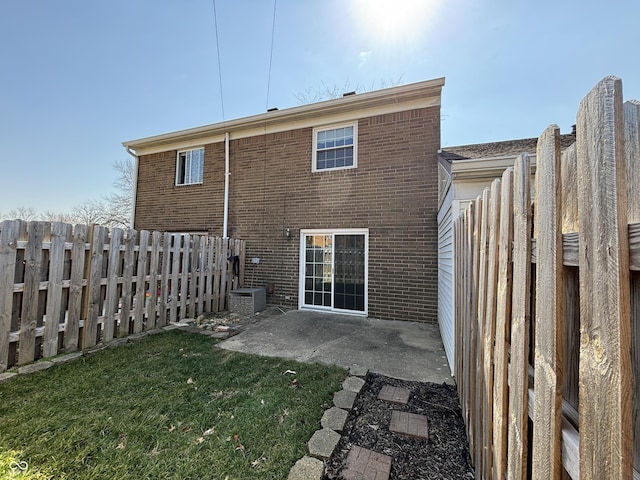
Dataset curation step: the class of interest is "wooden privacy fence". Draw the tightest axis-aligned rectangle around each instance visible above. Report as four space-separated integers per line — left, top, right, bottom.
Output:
454 76 640 479
0 221 245 371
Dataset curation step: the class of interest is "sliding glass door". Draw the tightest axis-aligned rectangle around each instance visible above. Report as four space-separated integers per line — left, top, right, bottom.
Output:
300 229 368 314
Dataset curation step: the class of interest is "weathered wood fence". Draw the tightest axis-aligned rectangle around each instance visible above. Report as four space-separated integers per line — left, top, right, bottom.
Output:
0 221 245 371
454 76 639 479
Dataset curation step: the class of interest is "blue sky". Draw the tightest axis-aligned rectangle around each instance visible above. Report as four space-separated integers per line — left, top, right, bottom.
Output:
1 0 639 214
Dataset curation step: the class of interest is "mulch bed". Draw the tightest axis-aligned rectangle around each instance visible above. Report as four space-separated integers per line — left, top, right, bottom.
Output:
324 373 475 479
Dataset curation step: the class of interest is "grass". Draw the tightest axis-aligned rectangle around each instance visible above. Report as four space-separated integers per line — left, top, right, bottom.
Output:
0 330 346 479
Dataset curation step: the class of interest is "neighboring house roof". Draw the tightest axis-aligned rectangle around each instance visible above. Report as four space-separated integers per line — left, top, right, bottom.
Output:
440 134 576 161
123 77 445 156
439 133 576 181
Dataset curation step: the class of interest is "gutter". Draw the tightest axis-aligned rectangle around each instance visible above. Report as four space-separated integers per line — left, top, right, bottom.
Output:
125 146 139 229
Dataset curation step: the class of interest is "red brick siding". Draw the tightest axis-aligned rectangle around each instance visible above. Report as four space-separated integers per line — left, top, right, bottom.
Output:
134 105 440 322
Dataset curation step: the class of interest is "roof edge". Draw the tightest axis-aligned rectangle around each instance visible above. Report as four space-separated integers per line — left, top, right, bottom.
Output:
123 77 445 151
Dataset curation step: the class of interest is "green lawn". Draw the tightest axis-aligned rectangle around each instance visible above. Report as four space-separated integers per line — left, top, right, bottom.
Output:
0 330 346 479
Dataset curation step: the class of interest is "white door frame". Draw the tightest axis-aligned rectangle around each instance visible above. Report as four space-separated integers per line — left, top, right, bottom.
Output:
298 228 369 315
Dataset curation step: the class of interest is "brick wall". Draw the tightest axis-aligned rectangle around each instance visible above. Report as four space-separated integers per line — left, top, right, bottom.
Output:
135 105 440 322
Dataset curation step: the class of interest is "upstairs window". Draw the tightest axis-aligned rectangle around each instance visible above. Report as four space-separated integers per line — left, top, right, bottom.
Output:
312 123 357 172
176 147 204 185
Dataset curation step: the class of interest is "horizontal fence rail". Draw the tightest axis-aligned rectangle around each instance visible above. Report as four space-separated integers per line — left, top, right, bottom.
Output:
0 222 245 371
454 76 639 479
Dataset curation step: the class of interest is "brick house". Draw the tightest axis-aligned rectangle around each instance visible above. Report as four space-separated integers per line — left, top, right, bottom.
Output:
123 77 444 322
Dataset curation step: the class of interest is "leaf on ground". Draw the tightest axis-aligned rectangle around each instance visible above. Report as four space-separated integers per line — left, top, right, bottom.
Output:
283 369 296 375
196 437 205 444
186 377 194 384
278 415 284 424
203 427 215 436
168 425 175 432
290 378 298 388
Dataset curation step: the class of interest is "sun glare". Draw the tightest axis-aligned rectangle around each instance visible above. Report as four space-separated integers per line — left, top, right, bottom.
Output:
353 0 436 44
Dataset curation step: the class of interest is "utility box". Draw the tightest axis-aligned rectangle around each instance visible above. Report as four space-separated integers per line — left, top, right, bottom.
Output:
229 287 266 315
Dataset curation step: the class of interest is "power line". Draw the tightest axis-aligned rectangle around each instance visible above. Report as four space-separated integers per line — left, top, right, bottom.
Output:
265 0 277 110
212 0 225 122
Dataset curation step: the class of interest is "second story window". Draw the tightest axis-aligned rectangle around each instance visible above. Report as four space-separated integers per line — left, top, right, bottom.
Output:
176 147 204 185
312 123 357 172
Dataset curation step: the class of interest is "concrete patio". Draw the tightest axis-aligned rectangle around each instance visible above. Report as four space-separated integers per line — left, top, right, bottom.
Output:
217 309 453 384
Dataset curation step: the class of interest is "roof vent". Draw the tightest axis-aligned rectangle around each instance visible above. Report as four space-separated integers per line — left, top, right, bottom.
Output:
342 91 356 97
267 107 278 112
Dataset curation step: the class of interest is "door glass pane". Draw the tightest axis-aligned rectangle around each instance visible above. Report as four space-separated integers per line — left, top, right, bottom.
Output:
334 234 365 311
304 234 332 307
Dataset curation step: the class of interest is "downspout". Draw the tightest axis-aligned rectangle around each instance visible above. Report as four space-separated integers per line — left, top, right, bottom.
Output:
125 146 139 229
223 132 230 238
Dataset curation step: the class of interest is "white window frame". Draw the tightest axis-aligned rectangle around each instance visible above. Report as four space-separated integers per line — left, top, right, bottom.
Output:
298 228 369 316
176 147 205 186
311 122 358 173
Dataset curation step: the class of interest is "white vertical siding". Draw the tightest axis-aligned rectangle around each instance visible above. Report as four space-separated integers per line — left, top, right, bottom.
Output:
437 195 455 374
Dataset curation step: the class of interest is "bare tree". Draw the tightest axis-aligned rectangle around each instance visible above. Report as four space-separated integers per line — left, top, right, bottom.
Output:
294 76 405 105
1 206 37 222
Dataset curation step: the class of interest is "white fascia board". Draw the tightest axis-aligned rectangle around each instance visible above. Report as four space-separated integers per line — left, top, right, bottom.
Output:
123 77 445 156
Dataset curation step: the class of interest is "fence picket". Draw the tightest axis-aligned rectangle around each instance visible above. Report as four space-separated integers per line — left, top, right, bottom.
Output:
624 100 640 473
506 153 532 480
189 235 199 317
134 230 149 333
19 222 48 364
179 234 191 320
464 203 475 440
160 232 171 327
83 225 107 348
625 100 640 224
492 168 514 480
104 228 123 342
482 179 501 478
170 234 180 323
119 229 137 336
532 125 565 480
66 224 87 351
476 188 490 476
43 222 71 357
0 221 23 371
198 236 206 315
147 231 162 329
577 76 633 479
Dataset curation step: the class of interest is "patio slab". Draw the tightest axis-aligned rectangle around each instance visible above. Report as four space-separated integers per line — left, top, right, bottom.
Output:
217 310 452 384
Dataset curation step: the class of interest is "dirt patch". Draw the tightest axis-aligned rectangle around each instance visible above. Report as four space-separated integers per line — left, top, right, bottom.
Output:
324 373 475 480
196 305 287 330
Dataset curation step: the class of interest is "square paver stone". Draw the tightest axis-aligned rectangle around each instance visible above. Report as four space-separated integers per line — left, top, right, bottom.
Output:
389 411 428 440
342 445 392 480
378 385 411 405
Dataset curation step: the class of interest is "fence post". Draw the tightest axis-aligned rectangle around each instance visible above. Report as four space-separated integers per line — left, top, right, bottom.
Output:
577 76 632 479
